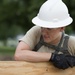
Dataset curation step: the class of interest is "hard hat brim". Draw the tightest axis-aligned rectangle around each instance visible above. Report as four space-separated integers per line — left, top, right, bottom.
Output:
32 16 73 28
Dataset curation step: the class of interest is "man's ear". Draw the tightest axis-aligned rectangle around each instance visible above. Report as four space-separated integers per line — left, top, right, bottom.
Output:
60 27 65 32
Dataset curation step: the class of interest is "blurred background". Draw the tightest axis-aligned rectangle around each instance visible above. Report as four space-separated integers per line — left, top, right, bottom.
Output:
0 0 75 61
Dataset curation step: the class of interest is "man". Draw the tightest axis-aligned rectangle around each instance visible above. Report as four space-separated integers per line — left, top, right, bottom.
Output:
14 0 75 69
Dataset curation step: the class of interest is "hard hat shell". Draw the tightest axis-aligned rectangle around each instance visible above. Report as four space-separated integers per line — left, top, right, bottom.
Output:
32 0 73 28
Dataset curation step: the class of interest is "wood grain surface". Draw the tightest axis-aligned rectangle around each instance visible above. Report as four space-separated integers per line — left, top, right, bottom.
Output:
0 61 75 75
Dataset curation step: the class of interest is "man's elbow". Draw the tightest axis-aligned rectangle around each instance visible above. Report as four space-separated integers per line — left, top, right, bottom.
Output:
14 54 21 61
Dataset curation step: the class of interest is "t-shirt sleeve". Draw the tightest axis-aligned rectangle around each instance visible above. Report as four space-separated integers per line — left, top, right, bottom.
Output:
68 36 75 55
19 26 41 50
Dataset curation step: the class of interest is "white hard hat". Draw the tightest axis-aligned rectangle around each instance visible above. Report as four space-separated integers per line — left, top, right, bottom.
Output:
32 0 73 28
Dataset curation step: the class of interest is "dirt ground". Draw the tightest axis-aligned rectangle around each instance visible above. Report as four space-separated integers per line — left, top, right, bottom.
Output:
0 55 14 61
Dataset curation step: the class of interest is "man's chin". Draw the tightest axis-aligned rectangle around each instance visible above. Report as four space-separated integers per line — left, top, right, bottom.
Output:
44 40 51 44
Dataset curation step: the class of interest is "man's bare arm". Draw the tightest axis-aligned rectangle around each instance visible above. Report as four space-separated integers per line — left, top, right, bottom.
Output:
14 41 51 62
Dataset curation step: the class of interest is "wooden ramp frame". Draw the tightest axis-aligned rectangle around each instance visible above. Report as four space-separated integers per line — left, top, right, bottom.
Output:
0 61 75 75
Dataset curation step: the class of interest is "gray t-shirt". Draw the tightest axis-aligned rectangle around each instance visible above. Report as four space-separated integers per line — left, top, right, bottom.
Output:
20 26 75 55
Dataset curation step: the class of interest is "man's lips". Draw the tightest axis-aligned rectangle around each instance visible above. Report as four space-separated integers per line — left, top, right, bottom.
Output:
43 35 49 39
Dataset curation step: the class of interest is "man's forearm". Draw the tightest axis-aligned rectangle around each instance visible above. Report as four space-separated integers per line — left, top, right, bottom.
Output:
14 50 51 62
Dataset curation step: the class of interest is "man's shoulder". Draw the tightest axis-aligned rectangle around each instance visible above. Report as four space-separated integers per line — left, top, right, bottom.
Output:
31 26 41 31
68 35 75 44
64 33 75 41
69 35 75 40
28 26 41 35
26 26 41 38
68 35 75 55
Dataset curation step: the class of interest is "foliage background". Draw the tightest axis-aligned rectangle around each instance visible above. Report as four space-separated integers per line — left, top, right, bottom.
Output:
0 0 75 60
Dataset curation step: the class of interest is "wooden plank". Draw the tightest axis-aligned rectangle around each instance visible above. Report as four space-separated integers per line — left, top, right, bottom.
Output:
0 61 74 75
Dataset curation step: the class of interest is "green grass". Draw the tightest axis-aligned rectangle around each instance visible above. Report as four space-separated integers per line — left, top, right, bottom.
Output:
0 46 16 55
0 46 16 60
0 46 15 51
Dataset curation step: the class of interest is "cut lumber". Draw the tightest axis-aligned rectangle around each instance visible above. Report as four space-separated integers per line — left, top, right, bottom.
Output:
0 61 74 75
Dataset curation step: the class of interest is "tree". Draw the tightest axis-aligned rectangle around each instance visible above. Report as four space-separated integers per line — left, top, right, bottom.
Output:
0 0 75 42
63 0 75 33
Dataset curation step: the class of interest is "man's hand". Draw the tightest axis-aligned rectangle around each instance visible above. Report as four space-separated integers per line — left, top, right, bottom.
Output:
50 53 70 69
66 55 75 67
